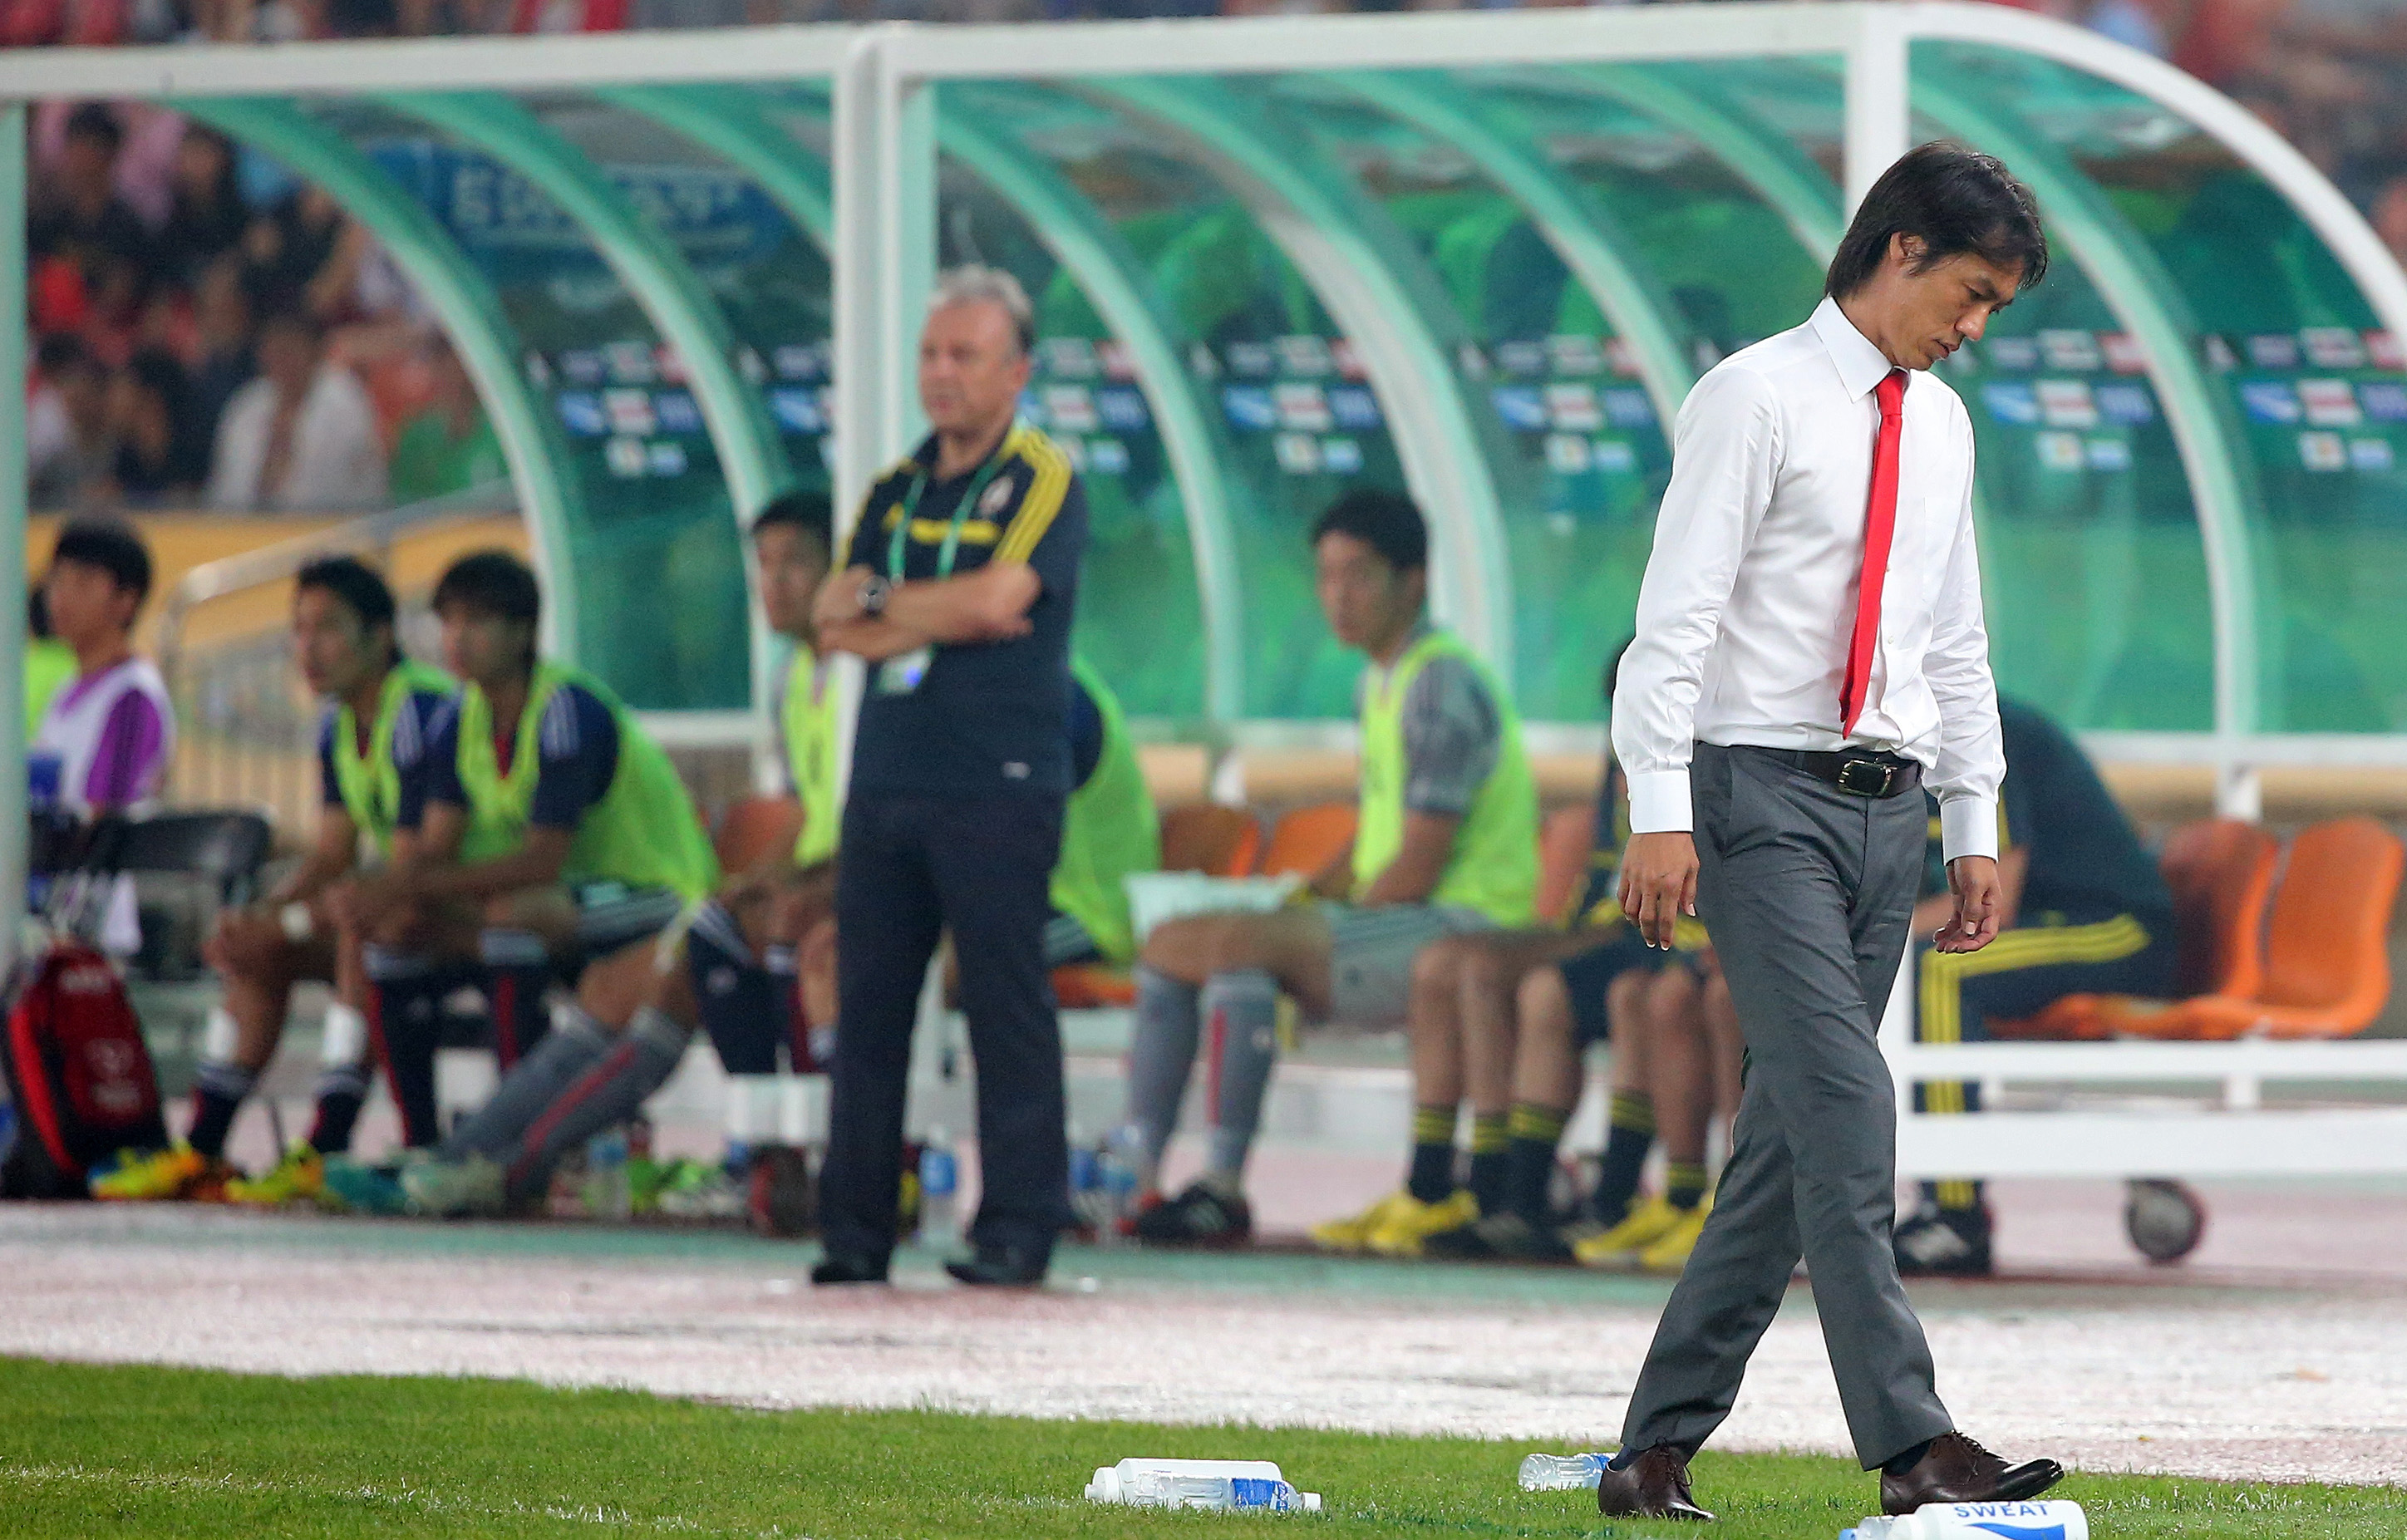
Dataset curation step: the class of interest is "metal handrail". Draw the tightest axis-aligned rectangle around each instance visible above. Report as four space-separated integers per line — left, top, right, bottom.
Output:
153 480 516 686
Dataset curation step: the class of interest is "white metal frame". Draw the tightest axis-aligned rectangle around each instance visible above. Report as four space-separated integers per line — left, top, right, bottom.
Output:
1878 952 2407 1178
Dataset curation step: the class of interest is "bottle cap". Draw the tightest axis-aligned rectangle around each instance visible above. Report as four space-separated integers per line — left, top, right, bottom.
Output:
1301 1492 1322 1512
1085 1467 1115 1503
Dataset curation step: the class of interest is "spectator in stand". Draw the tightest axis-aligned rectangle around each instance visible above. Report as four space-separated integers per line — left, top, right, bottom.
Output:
389 337 507 504
2372 170 2407 265
157 125 251 291
29 336 111 510
207 310 387 511
107 349 208 506
27 106 150 309
239 185 346 322
190 254 257 451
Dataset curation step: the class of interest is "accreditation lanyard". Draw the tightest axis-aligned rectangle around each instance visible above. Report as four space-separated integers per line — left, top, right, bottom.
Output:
887 451 1011 582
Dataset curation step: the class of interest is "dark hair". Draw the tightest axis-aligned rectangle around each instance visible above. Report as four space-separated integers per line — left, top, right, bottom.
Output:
1824 142 2048 301
751 490 834 556
431 549 540 629
297 555 400 664
122 348 191 414
28 588 52 641
1602 636 1635 707
1310 488 1426 574
37 333 96 381
51 518 153 606
63 104 122 155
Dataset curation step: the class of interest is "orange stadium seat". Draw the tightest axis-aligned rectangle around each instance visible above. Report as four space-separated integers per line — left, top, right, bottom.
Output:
1055 804 1263 1010
1534 804 1597 926
1258 802 1357 879
2035 817 2402 1042
1157 804 1262 877
713 795 803 878
2005 818 2280 1041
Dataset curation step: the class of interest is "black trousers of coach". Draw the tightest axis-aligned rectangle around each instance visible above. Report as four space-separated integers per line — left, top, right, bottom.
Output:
820 790 1075 1264
1617 743 1954 1470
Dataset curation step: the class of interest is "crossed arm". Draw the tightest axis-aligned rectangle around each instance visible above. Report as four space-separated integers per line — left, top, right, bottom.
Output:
812 562 1041 662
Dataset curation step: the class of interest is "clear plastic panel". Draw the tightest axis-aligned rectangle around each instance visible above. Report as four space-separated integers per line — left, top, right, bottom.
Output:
1927 42 2407 733
973 80 1410 719
939 81 1206 721
1272 72 1642 721
303 94 775 710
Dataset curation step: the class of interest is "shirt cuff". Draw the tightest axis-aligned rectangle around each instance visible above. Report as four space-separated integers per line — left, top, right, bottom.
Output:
1940 795 2000 865
1626 769 1693 834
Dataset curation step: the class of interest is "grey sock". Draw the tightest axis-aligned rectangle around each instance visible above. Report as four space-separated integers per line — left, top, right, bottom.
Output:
504 1006 692 1201
441 1007 611 1160
1125 965 1201 1186
1203 968 1280 1179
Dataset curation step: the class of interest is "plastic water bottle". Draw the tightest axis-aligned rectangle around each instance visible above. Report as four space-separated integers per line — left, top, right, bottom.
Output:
1066 1127 1102 1229
1097 1124 1142 1240
1518 1452 1609 1491
918 1129 958 1247
584 1127 632 1222
1085 1459 1322 1512
1842 1500 2089 1540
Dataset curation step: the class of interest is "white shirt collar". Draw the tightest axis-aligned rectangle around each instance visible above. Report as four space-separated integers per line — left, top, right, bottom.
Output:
1809 296 1898 401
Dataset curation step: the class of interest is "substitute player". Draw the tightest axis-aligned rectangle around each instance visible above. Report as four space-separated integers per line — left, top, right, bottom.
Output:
332 551 716 1149
96 558 450 1203
1124 489 1538 1247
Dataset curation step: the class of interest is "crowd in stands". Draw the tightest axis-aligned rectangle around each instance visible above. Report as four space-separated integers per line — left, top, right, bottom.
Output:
24 102 502 514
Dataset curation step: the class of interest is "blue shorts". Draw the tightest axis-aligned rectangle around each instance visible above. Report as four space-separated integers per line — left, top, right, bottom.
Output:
1558 929 1660 1048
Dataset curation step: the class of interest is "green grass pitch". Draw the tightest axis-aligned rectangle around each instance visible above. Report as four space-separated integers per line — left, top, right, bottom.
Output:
0 1356 2395 1538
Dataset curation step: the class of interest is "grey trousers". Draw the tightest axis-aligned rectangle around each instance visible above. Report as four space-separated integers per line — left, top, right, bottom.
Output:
1618 743 1953 1470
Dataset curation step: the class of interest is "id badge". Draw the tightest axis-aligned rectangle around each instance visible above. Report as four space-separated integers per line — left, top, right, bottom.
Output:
876 646 934 696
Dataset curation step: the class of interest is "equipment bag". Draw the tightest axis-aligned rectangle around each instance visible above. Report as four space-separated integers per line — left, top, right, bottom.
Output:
0 941 166 1198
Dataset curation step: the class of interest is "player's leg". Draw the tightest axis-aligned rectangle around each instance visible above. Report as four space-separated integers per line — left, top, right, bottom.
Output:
406 931 701 1216
1312 931 1473 1254
1577 942 1666 1250
1632 961 1715 1273
1128 905 1333 1247
360 898 478 1150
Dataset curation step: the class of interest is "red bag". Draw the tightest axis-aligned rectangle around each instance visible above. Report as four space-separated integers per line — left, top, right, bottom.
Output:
1 941 166 1198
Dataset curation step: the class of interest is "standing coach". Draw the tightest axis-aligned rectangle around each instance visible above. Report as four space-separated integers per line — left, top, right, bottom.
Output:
810 266 1085 1289
1597 145 2068 1521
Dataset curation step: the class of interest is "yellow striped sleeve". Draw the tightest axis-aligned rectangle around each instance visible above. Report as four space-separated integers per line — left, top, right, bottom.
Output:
995 429 1072 564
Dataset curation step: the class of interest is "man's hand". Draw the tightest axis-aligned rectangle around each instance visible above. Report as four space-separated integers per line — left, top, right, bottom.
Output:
1618 831 1699 950
813 566 874 630
327 869 411 934
1934 854 2002 953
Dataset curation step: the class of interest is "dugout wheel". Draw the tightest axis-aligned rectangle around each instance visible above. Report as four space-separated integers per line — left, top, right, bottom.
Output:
2124 1178 2207 1264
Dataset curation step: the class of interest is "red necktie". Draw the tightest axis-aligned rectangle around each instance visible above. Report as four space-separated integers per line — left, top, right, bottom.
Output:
1840 368 1907 736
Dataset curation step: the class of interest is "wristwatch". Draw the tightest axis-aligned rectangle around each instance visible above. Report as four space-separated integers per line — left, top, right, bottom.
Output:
859 573 892 618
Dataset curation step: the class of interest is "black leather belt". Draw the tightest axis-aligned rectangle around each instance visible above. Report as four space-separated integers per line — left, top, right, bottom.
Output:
1757 746 1922 799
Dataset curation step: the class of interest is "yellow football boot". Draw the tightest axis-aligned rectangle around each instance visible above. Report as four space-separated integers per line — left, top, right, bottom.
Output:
1636 1198 1713 1274
90 1143 233 1202
1311 1189 1415 1254
225 1144 325 1206
1573 1195 1689 1269
1366 1188 1479 1258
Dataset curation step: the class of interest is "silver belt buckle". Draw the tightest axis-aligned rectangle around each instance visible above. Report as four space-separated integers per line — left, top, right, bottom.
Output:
1835 757 1895 797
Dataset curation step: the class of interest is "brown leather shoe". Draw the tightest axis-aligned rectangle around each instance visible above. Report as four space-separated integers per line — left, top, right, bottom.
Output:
1880 1430 2065 1516
1596 1444 1715 1522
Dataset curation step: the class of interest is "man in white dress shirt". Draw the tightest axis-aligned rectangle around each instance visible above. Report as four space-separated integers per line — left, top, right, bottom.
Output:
1596 145 2067 1523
